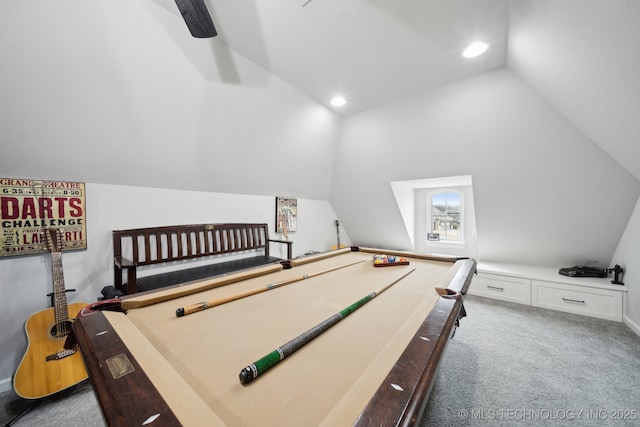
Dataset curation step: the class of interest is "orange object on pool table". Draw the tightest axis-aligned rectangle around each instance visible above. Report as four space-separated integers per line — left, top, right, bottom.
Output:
71 246 475 426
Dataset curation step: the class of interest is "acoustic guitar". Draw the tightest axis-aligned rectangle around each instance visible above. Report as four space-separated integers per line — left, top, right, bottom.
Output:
13 228 88 399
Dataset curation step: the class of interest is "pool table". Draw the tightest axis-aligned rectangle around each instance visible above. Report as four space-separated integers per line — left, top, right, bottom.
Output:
71 247 476 426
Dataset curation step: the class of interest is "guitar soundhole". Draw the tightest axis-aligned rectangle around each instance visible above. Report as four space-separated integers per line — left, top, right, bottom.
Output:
50 320 73 339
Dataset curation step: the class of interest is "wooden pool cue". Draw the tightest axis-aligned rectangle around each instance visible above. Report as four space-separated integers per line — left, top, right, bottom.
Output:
175 260 366 317
239 267 416 385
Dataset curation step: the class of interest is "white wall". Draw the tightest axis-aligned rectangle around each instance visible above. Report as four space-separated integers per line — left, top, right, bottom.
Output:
0 0 348 393
611 196 640 333
0 0 342 200
507 0 640 183
331 68 640 267
0 183 348 391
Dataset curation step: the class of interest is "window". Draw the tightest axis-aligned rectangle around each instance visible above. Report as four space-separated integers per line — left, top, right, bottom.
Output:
390 175 476 257
427 190 462 243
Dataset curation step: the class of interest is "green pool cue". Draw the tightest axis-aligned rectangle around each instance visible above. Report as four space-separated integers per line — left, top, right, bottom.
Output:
176 260 366 317
239 267 416 385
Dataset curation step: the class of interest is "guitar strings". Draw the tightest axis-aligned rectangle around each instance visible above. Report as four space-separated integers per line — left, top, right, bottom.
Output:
52 233 71 352
32 182 63 352
34 180 71 354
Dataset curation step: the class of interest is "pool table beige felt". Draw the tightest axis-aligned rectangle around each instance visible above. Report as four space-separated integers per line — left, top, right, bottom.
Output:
72 247 475 426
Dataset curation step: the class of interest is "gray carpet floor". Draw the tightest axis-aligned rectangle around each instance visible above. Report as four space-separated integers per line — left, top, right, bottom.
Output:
2 295 639 426
422 295 640 426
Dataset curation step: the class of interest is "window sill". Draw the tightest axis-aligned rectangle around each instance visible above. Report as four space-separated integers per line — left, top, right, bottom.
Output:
424 240 466 249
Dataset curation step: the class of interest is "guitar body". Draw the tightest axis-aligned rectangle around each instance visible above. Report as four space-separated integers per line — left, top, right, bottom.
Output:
13 302 89 399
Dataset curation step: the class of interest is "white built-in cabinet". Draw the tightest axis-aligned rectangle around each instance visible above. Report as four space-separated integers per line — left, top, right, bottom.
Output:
470 263 627 322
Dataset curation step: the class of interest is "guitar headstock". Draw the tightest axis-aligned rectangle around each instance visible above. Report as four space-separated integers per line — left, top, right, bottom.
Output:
45 228 63 254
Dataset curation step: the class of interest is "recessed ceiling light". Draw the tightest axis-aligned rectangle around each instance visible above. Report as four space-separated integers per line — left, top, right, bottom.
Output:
462 42 488 58
330 96 346 107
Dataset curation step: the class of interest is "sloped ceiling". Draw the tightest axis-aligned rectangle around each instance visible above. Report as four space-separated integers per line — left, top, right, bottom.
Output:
1 0 637 188
203 0 508 116
199 0 638 181
507 0 640 182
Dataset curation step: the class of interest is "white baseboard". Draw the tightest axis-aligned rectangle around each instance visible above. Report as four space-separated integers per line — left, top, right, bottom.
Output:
624 314 640 337
0 376 13 394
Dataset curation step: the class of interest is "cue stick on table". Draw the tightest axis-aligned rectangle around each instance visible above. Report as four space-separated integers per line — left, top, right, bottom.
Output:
239 267 416 385
175 260 366 317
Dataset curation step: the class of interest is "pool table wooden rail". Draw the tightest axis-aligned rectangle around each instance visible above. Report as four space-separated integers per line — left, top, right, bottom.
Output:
355 259 474 426
72 248 476 426
72 307 183 425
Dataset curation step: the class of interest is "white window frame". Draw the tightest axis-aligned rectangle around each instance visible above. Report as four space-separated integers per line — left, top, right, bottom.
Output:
426 189 464 245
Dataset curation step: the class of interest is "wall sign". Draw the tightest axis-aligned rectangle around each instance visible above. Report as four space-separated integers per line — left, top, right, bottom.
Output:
1 178 87 257
275 197 297 234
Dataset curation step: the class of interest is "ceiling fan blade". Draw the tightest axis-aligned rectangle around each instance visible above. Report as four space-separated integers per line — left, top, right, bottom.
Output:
174 0 217 38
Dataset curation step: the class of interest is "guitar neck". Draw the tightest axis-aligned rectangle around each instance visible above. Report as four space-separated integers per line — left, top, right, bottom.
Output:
47 229 70 324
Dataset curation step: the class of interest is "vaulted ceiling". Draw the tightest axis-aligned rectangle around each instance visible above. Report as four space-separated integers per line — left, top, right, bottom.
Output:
168 0 639 182
166 0 508 116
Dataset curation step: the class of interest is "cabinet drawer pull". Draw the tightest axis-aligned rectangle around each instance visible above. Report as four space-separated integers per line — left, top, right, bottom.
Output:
486 285 504 291
562 297 585 304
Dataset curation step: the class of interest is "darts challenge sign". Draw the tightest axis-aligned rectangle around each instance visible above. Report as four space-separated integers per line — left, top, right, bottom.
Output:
1 178 87 257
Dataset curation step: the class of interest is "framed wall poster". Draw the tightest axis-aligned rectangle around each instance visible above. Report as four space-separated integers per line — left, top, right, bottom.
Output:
275 197 297 233
1 178 87 257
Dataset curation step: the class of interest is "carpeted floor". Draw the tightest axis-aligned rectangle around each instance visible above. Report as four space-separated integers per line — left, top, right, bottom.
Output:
2 295 639 426
422 295 640 426
1 380 103 427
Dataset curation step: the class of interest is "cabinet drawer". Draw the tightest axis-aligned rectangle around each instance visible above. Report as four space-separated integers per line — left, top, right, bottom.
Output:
531 280 622 321
470 273 531 305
